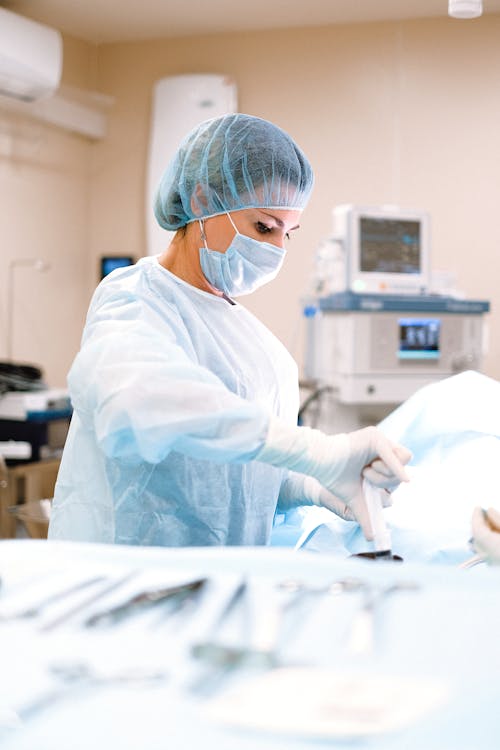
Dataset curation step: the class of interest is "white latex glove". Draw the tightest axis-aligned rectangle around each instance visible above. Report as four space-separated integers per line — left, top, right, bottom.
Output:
303 475 357 521
257 418 411 539
278 472 356 521
471 506 500 565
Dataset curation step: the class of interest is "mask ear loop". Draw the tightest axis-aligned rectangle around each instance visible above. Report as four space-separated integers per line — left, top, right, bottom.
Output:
199 219 207 247
226 212 239 235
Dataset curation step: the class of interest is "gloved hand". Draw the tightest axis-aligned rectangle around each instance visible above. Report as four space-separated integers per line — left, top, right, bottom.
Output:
278 471 357 521
303 476 357 521
471 506 500 565
278 472 393 525
257 418 412 539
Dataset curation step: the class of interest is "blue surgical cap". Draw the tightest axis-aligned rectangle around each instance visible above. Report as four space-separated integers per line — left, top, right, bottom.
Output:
154 113 314 230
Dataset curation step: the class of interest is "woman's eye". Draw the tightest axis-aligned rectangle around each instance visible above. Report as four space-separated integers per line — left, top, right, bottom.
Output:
285 232 291 241
256 222 271 234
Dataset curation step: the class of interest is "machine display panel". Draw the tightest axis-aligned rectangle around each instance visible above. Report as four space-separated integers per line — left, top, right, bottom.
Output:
398 318 440 360
360 218 421 275
100 256 134 279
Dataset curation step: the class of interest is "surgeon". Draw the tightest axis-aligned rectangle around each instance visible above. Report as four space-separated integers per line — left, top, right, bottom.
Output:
48 113 411 547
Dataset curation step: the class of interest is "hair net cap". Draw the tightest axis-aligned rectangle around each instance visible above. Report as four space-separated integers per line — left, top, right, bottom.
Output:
154 113 314 230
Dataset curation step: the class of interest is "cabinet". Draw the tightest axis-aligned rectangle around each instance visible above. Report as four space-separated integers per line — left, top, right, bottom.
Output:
0 458 59 538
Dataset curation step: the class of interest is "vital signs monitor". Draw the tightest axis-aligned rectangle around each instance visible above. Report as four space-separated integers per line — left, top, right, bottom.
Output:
333 204 430 295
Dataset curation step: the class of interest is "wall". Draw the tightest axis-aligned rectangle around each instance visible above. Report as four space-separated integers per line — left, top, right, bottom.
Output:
93 15 500 381
0 35 98 386
2 15 500 388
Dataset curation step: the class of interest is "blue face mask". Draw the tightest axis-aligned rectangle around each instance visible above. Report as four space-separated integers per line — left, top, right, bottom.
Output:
198 214 286 297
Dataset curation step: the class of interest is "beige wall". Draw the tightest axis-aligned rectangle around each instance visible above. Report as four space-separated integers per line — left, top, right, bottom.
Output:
2 15 500 387
93 15 500 381
0 35 98 386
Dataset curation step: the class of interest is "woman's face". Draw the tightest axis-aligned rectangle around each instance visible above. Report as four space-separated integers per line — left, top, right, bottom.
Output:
202 207 302 253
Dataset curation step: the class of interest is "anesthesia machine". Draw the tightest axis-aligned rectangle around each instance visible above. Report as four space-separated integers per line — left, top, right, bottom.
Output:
302 205 490 432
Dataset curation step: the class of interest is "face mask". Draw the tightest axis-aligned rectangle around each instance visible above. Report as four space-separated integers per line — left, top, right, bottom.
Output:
198 214 286 297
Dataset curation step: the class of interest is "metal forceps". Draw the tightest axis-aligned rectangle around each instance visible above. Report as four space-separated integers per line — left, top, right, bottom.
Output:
83 576 207 627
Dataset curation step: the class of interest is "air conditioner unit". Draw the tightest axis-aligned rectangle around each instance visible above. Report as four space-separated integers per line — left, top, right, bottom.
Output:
0 8 62 102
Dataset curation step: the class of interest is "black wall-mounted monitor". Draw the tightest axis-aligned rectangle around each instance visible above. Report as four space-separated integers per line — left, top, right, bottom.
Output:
100 256 135 279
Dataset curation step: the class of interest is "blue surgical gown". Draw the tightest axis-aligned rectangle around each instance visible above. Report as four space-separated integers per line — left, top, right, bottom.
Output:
48 256 299 546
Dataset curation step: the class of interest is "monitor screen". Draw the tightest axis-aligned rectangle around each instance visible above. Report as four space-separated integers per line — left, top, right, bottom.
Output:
398 318 440 360
100 256 134 279
360 217 421 275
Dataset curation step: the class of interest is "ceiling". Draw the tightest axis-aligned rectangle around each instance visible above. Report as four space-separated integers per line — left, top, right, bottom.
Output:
2 0 500 44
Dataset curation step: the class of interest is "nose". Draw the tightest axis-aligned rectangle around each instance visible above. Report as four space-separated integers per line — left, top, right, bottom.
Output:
270 237 286 250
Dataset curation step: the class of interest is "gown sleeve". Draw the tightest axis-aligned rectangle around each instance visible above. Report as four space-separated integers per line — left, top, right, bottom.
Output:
68 284 271 465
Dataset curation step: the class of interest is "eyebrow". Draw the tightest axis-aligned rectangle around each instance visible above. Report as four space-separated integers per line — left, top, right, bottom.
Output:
259 210 300 231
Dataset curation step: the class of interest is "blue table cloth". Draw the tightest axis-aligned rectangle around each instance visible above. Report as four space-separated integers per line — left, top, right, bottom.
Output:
0 539 499 750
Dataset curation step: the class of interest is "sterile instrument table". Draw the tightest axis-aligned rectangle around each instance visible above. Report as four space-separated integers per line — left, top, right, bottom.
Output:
0 539 499 749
